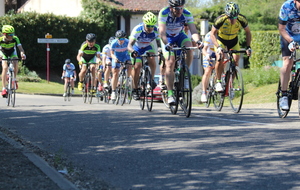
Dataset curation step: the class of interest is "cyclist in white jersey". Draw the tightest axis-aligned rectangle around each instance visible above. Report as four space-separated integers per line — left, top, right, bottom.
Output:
201 32 216 103
102 37 115 88
128 12 161 100
158 0 202 104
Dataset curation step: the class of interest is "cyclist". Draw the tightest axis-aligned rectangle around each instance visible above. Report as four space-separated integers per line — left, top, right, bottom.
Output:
0 25 26 97
128 11 161 100
278 0 300 110
77 33 101 93
210 2 252 92
102 36 115 89
61 59 76 96
158 0 202 104
201 31 216 103
110 30 132 101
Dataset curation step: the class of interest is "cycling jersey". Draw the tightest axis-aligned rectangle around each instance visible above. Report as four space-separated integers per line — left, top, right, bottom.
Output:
158 7 194 38
203 32 215 56
102 43 113 64
129 23 160 48
213 14 248 41
78 41 101 63
110 39 130 68
0 35 22 57
279 0 300 42
63 63 76 78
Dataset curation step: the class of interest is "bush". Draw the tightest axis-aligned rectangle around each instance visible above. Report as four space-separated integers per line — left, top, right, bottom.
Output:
242 66 280 87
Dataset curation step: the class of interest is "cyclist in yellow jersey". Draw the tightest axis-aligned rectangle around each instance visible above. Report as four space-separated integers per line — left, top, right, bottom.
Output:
77 33 101 92
210 2 252 92
0 25 26 97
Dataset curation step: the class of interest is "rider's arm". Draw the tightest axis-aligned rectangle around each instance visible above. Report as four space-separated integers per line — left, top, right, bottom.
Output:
158 22 168 45
156 39 161 49
110 49 118 62
278 23 293 44
17 45 26 59
127 38 136 53
244 26 252 48
76 51 83 62
188 23 201 43
210 26 220 48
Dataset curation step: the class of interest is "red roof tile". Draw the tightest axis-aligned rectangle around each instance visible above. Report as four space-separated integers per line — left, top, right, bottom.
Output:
106 0 169 13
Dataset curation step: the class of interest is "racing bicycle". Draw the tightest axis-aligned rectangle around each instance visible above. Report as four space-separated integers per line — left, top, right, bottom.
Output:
82 64 95 104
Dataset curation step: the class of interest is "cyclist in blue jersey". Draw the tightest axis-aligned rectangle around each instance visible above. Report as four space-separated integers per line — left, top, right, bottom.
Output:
278 0 300 110
110 30 132 101
158 0 202 104
128 12 161 100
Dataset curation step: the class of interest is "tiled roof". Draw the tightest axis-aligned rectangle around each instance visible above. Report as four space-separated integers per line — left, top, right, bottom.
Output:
106 0 169 13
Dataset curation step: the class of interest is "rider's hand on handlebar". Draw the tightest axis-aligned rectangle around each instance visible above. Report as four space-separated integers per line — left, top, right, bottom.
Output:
246 46 252 56
157 47 162 53
131 51 138 58
217 46 224 54
288 41 296 52
21 53 26 60
196 40 203 49
165 43 172 51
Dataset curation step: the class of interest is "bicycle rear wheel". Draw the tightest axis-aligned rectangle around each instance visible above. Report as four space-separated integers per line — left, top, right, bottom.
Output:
213 72 225 111
139 73 145 110
119 72 127 106
179 65 192 117
170 82 179 115
126 77 132 104
276 79 291 118
145 69 153 112
67 83 71 101
228 66 244 113
205 73 214 108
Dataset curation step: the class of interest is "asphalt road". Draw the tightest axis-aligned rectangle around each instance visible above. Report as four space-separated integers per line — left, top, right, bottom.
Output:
1 94 300 190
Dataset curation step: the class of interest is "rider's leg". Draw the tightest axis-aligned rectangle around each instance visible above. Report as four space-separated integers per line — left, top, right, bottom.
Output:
1 61 8 91
132 62 142 89
165 56 175 93
183 40 194 68
79 65 87 82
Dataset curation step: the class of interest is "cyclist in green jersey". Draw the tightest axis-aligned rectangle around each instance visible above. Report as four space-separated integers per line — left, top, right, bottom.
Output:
0 25 26 97
77 33 101 92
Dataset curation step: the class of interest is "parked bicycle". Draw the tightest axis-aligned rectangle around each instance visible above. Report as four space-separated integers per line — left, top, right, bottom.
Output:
3 58 21 107
134 52 162 112
210 49 246 113
82 64 95 104
162 46 199 118
63 76 75 101
276 44 300 118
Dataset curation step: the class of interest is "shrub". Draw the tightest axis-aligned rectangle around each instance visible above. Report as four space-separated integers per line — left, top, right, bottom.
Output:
242 66 280 87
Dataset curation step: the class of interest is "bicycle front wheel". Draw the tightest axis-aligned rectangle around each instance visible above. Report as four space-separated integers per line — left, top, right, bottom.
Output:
161 87 170 108
179 65 192 118
170 82 179 115
139 73 146 110
205 71 215 108
126 77 133 104
67 83 71 101
213 72 225 111
276 79 291 118
119 72 127 106
228 66 244 113
145 69 153 112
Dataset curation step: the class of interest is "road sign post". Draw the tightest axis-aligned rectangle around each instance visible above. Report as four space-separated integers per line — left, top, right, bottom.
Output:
37 34 69 82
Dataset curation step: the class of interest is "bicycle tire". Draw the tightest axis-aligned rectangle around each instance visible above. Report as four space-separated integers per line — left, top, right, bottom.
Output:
139 72 145 110
213 71 225 111
67 83 72 101
228 66 244 113
120 71 127 106
205 71 215 108
126 77 132 104
145 69 153 112
170 81 179 115
161 87 170 108
276 79 292 118
179 65 192 117
6 72 13 106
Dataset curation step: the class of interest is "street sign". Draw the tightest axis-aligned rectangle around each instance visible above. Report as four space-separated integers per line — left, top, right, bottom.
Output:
37 38 69 43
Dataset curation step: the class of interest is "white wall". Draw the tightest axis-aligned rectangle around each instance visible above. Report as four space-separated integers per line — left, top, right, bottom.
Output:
0 0 5 16
19 0 83 17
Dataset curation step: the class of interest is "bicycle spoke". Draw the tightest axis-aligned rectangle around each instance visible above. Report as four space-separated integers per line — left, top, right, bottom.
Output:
228 67 244 113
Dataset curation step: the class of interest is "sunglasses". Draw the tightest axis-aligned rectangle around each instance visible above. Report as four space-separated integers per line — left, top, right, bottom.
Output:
173 7 183 11
118 38 125 40
230 16 238 20
6 33 14 36
146 25 155 28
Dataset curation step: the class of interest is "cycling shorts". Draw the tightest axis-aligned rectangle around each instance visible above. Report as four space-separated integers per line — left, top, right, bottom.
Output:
112 54 131 69
280 36 293 57
214 36 239 52
203 52 216 68
80 56 97 66
63 72 75 78
0 50 18 60
162 32 191 57
130 44 155 64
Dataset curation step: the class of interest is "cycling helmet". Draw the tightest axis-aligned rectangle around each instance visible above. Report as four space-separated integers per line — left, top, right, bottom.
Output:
108 36 115 44
65 59 71 64
143 12 157 25
225 2 240 18
2 25 15 34
86 33 96 42
169 0 185 7
115 30 126 38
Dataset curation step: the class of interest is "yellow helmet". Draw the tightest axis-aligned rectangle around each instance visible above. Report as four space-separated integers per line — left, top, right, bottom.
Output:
2 25 15 33
143 12 157 26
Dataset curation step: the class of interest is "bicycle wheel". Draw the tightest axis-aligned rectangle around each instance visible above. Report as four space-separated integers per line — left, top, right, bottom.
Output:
205 72 215 108
86 76 93 104
213 72 225 111
228 66 244 113
145 69 153 112
11 89 16 107
170 82 179 115
67 83 71 101
139 73 145 110
161 87 170 108
119 71 127 106
179 65 192 117
298 87 300 118
276 79 292 118
126 77 133 104
6 73 13 106
82 78 88 103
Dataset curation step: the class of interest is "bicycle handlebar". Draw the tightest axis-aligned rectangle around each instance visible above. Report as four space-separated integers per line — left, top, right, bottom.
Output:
133 52 163 65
